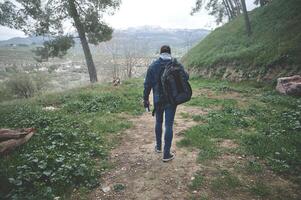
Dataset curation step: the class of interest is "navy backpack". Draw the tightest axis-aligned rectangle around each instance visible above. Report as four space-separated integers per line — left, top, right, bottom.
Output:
161 59 192 106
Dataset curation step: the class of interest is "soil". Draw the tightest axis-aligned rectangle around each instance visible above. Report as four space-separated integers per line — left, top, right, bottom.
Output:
90 105 205 200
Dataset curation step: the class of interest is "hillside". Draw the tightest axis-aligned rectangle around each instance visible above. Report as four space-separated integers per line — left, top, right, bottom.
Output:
183 0 301 81
0 36 48 46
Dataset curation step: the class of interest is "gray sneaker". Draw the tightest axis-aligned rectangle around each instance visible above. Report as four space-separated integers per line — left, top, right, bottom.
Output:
155 145 162 153
162 153 175 162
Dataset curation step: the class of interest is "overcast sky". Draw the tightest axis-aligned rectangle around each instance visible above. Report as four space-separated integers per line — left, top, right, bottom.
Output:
0 0 257 40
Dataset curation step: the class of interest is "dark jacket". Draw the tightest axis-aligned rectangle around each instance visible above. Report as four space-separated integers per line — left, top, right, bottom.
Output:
143 57 188 105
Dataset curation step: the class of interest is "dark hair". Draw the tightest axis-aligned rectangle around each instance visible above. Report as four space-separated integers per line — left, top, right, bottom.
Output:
160 45 171 54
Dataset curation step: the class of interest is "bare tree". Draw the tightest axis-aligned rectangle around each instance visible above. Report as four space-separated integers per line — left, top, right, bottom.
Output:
123 44 137 78
104 40 121 79
122 38 147 78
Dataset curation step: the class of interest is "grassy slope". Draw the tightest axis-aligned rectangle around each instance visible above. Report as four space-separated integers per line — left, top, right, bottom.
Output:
0 79 143 199
183 0 301 74
179 77 301 199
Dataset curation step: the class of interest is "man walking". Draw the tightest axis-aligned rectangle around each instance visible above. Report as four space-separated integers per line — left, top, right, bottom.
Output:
143 45 189 162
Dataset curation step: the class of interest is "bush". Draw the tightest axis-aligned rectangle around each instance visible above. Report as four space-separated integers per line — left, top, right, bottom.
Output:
6 73 35 98
4 73 49 100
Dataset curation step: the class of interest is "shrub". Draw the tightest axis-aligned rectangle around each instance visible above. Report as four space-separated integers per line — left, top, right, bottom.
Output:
4 73 49 100
6 73 35 98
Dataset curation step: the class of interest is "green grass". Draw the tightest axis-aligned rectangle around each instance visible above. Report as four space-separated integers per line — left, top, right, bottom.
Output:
189 76 270 95
180 112 191 119
210 170 241 193
177 125 219 161
192 115 204 122
181 78 301 181
245 160 264 174
113 183 126 192
249 181 271 198
190 196 209 200
0 79 143 199
189 171 205 190
187 96 237 108
183 0 301 78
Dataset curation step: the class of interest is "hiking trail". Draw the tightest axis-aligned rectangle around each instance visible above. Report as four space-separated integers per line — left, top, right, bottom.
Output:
90 105 207 200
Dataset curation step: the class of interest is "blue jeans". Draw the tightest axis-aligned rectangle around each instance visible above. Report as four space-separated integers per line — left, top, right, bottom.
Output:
155 104 177 157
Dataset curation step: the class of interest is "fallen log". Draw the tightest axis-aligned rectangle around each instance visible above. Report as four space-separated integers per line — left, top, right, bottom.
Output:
0 128 36 154
0 129 28 140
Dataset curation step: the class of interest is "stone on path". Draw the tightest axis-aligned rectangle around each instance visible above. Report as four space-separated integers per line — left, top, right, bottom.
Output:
102 186 111 193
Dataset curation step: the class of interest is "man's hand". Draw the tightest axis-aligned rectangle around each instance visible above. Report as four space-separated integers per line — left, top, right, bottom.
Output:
143 100 150 108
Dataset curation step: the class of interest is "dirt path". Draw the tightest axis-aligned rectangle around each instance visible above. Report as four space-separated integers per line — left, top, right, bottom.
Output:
90 105 207 200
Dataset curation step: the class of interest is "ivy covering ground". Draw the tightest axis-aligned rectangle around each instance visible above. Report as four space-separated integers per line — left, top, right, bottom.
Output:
0 79 143 200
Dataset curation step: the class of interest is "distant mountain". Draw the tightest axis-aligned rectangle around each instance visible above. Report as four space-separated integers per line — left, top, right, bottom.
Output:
0 27 210 50
0 36 51 46
114 26 210 51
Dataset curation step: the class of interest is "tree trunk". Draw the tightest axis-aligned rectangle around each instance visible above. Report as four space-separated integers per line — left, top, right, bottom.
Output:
259 0 264 7
67 0 98 83
0 129 28 139
113 54 119 78
233 0 242 14
128 65 132 78
228 0 237 17
241 0 252 36
223 0 233 20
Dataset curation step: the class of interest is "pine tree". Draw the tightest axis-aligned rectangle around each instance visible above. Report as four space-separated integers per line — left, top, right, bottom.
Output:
0 0 120 83
191 0 243 24
192 0 251 36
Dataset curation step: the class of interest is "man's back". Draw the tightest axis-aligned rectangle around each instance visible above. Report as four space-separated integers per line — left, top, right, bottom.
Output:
143 45 189 162
144 56 172 104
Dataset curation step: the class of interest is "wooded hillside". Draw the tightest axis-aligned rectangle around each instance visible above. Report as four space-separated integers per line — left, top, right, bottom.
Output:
183 0 301 81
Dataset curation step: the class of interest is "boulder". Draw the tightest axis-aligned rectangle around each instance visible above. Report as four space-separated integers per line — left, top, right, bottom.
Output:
276 75 301 96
